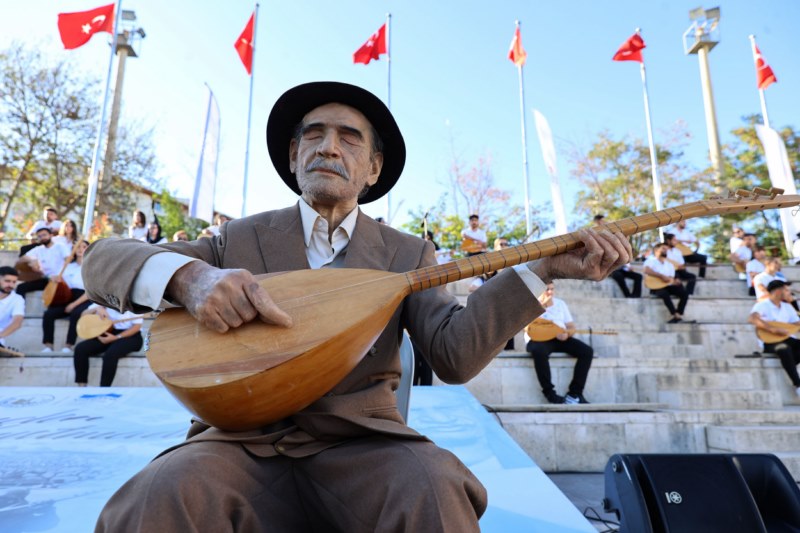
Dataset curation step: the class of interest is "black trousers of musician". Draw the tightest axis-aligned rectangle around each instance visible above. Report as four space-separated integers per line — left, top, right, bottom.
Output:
73 329 143 386
675 269 696 295
42 289 91 346
610 268 642 298
527 338 593 397
15 277 49 297
763 338 800 387
682 252 707 277
650 284 689 316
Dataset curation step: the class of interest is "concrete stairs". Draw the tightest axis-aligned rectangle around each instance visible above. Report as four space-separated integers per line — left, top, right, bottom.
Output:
449 264 800 480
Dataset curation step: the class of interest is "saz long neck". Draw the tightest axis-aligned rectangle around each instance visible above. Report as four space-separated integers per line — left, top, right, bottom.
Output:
403 205 700 294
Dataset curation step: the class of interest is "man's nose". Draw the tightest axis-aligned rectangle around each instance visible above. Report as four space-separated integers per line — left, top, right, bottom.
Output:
316 131 342 157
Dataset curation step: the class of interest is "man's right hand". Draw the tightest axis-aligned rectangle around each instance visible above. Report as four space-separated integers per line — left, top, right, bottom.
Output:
166 261 293 333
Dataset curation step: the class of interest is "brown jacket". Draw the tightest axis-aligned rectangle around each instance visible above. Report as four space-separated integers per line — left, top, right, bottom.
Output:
83 204 543 456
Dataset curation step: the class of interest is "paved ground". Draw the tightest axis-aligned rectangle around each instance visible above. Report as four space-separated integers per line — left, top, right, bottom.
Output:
547 473 619 532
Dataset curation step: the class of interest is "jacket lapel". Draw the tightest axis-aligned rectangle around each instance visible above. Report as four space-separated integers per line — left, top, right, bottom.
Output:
344 211 397 272
254 204 310 273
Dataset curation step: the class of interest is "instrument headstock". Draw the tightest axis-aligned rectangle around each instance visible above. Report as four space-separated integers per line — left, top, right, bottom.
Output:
698 188 800 216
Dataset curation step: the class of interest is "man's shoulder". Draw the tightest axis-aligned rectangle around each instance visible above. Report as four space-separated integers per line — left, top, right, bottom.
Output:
6 292 25 309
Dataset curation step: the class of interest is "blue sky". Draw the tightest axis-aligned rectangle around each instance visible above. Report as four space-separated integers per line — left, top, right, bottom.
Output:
2 1 798 230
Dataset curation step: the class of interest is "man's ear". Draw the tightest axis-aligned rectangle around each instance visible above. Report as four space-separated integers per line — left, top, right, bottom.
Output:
289 138 298 173
367 152 383 187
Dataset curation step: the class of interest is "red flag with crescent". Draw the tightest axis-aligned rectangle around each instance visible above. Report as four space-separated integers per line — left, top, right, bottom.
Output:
508 26 527 67
235 12 255 75
753 44 777 90
613 33 645 63
353 23 387 65
57 3 115 50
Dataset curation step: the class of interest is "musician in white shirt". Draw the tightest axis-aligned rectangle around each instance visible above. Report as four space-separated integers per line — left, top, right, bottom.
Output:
644 243 689 323
665 233 696 294
0 266 24 350
524 282 593 405
745 246 767 296
460 214 487 256
748 280 800 397
730 233 756 274
729 227 745 254
670 220 707 278
73 304 144 387
41 240 92 354
15 227 69 298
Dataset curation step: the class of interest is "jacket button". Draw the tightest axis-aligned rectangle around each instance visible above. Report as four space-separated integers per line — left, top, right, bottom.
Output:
368 346 378 356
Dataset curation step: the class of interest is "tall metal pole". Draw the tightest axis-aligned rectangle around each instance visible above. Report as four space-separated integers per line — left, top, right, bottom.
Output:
100 35 130 194
637 29 664 241
514 20 532 239
696 44 724 180
241 3 259 218
385 12 392 223
82 0 123 237
749 35 771 129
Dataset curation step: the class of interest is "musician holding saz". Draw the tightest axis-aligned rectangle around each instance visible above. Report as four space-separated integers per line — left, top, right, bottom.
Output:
83 82 632 532
748 280 800 398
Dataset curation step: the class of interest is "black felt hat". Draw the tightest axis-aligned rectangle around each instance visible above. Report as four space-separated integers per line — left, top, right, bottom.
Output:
266 81 405 204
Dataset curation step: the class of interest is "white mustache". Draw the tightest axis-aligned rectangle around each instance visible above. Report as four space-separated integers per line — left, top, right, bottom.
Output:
306 159 349 180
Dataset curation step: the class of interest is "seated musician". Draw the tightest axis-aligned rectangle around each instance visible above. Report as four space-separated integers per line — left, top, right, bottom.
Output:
15 227 69 298
73 304 143 387
748 280 800 398
594 215 641 298
41 240 92 354
644 242 689 323
729 226 745 255
461 214 487 256
665 232 696 295
0 267 24 351
753 257 798 311
670 219 707 278
82 81 632 532
525 282 593 404
745 246 767 296
730 232 757 277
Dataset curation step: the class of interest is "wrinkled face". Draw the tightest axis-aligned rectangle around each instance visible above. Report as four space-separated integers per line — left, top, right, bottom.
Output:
0 274 17 294
289 103 382 206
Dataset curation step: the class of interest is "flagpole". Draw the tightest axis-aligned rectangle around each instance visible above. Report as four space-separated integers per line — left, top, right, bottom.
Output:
385 12 392 223
242 3 259 218
81 0 123 237
637 28 664 242
514 20 532 240
749 35 771 129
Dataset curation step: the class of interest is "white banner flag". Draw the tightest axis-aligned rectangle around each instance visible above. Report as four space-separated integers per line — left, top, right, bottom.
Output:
190 86 221 223
755 124 799 256
532 109 568 234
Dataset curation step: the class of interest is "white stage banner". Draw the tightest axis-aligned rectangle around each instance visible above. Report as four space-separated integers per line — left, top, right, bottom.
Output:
533 109 568 234
755 124 799 256
190 86 221 223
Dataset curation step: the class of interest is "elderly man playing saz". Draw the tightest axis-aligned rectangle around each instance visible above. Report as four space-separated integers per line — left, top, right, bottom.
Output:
85 82 632 532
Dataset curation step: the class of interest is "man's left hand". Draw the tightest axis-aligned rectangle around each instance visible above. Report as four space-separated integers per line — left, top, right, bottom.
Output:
526 229 632 283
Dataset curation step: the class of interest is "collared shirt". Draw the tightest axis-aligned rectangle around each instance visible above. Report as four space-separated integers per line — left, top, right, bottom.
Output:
672 227 697 246
298 199 358 269
0 292 25 335
644 256 675 278
666 247 685 266
87 304 143 330
753 271 778 300
745 259 766 288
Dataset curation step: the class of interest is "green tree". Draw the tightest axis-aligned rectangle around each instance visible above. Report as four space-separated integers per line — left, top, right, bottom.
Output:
568 126 709 254
157 189 207 240
0 42 159 237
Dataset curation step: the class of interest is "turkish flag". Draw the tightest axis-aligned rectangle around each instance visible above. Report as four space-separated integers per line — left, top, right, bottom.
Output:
57 3 115 50
753 44 777 90
508 27 527 67
613 33 645 63
235 12 255 75
353 23 387 65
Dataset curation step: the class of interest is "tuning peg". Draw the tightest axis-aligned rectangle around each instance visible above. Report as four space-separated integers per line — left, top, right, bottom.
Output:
753 187 771 198
734 189 751 202
708 195 723 200
769 187 784 199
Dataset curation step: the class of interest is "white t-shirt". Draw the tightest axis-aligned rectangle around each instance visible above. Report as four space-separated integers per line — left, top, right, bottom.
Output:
25 243 68 277
62 262 84 290
0 292 25 341
461 227 487 245
751 299 799 339
730 236 744 254
745 259 766 288
733 245 752 263
752 271 777 300
86 304 143 331
666 247 685 266
129 226 148 240
534 297 573 331
644 256 676 278
26 220 61 239
672 227 697 246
